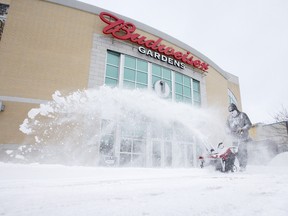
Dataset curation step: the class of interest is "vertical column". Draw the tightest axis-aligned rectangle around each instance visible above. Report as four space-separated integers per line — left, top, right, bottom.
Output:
160 140 165 167
148 62 152 91
171 71 175 102
114 123 121 166
118 54 125 89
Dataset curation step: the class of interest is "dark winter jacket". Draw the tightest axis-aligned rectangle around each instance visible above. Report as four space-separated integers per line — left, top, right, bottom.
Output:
226 112 252 141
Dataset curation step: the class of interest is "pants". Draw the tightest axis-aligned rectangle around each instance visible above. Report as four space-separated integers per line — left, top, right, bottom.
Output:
237 142 248 168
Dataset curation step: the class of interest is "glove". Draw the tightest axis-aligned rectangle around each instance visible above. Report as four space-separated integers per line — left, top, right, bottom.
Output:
237 128 243 134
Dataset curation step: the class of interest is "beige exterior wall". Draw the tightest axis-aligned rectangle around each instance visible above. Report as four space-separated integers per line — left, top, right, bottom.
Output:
0 0 96 143
0 0 241 145
0 0 95 98
205 67 229 120
0 101 35 144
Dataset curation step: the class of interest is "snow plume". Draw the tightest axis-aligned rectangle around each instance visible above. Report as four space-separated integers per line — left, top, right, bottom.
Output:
18 86 225 166
248 139 279 165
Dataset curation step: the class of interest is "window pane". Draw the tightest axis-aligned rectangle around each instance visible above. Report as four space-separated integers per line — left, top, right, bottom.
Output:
152 64 161 76
120 139 132 152
107 51 120 65
123 80 135 89
152 76 160 86
183 86 191 97
152 141 161 167
137 60 148 72
133 140 143 153
105 77 117 87
106 65 119 79
100 135 114 154
175 73 183 83
105 51 119 87
124 68 136 81
183 97 192 104
137 71 148 84
192 79 201 106
183 76 191 86
164 142 172 166
125 56 136 68
120 154 131 166
162 68 171 80
228 89 238 105
175 94 183 102
193 80 200 91
136 83 147 89
164 79 172 90
175 83 183 94
193 91 201 101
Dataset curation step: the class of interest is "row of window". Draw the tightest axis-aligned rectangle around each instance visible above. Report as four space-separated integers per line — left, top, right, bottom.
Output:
105 50 201 106
101 50 202 167
99 119 197 167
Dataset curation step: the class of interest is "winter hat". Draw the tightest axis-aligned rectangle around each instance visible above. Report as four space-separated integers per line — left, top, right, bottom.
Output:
228 103 238 112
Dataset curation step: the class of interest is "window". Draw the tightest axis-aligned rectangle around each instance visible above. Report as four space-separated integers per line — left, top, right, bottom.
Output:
151 124 173 167
102 51 203 167
228 89 238 105
152 64 172 98
105 51 120 87
99 120 115 155
123 55 148 89
152 141 161 167
119 121 147 166
174 73 201 106
104 51 201 107
193 79 201 106
175 72 192 104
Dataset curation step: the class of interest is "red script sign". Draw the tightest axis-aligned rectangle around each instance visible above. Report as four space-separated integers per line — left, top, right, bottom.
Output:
99 12 209 72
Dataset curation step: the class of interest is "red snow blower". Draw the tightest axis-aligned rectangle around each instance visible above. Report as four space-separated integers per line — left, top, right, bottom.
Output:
199 142 238 172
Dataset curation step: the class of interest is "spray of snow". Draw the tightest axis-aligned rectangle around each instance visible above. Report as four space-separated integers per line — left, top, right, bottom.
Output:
269 152 288 167
16 86 228 165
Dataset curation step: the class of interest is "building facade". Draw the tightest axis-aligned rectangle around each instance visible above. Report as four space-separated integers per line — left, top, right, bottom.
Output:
0 0 242 166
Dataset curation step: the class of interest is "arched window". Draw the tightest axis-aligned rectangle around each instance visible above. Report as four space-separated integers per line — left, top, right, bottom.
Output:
228 89 238 105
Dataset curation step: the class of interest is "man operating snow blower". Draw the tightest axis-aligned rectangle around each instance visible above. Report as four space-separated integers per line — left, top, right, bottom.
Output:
226 103 252 172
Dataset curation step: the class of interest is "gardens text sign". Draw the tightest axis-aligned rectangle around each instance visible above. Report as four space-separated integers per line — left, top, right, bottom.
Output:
99 12 209 72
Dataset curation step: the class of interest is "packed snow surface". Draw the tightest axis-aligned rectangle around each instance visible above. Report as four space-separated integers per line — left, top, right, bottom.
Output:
4 88 288 215
0 162 288 216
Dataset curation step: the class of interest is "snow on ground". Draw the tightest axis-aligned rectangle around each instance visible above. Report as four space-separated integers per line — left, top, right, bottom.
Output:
0 155 288 216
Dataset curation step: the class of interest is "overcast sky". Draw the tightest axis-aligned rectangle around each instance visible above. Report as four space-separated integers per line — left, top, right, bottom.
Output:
79 0 288 124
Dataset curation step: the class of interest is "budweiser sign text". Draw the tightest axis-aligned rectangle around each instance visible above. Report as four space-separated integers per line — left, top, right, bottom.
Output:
99 12 209 72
